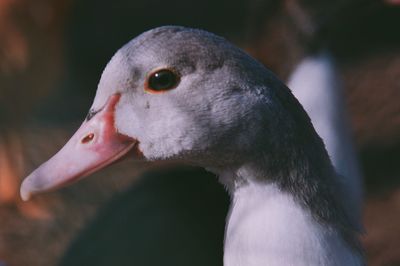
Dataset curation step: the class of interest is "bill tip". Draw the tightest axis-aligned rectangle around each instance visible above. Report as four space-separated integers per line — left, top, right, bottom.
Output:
20 182 32 201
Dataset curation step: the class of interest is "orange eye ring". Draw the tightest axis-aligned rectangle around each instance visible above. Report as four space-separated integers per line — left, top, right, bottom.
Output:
144 68 180 94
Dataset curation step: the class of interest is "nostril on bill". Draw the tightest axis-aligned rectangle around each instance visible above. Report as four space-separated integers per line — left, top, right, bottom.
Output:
81 133 95 144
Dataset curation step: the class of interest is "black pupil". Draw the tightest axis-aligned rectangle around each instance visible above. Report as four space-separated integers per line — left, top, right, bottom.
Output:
149 70 177 91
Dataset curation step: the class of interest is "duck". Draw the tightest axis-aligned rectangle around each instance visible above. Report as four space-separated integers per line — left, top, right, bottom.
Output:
20 26 364 265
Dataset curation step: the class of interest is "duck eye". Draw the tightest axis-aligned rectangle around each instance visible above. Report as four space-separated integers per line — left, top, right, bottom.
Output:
146 69 179 92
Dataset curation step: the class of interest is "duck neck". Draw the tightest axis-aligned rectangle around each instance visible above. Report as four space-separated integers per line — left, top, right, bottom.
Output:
216 149 362 266
288 52 363 221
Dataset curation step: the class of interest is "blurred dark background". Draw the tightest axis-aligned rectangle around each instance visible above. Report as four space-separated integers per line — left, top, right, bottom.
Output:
0 0 399 265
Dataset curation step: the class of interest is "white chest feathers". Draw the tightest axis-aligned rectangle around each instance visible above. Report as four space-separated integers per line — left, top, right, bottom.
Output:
223 182 363 266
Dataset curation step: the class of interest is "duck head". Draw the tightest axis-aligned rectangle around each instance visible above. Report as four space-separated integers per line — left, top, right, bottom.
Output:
20 26 309 200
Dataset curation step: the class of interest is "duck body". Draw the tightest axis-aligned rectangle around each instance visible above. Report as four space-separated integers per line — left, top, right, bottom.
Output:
21 26 363 265
224 180 360 266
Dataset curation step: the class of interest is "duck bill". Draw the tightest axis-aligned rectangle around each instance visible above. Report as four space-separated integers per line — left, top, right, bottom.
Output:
20 94 138 201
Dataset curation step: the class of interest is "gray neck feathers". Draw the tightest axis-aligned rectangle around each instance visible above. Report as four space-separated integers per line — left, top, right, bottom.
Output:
234 79 362 254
